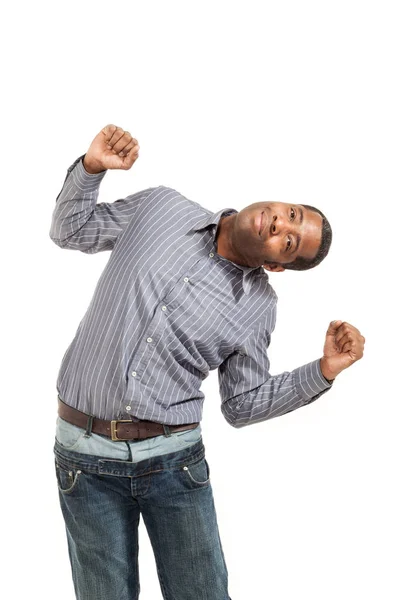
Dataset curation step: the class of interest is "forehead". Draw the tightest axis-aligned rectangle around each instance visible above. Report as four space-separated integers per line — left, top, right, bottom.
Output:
266 201 310 210
297 205 323 259
245 200 311 211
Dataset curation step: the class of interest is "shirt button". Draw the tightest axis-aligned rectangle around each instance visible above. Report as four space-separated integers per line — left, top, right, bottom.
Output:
161 305 167 311
147 337 153 343
126 406 131 411
183 277 189 282
209 252 214 258
132 371 137 377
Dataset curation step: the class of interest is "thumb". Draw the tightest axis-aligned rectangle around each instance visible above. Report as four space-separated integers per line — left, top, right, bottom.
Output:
326 320 343 335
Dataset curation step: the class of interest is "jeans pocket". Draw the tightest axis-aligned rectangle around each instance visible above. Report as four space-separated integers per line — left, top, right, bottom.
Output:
182 455 210 487
54 457 83 494
55 416 87 451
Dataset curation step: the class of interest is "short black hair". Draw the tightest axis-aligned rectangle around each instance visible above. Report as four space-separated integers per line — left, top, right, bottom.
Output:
281 204 332 271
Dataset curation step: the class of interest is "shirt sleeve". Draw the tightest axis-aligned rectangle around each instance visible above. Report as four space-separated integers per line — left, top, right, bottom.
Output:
49 154 158 253
218 312 334 428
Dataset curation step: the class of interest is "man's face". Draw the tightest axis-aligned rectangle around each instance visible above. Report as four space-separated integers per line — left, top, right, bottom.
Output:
230 201 323 270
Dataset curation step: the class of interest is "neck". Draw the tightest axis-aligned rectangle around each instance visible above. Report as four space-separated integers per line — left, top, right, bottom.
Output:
215 214 244 265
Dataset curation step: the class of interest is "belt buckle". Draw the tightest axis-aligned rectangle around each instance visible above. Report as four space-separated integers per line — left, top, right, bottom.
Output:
110 419 138 441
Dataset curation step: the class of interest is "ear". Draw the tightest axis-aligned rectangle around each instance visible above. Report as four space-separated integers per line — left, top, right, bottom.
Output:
262 263 286 272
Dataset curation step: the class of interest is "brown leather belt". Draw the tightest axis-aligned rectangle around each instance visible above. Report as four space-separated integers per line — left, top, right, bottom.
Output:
58 397 199 441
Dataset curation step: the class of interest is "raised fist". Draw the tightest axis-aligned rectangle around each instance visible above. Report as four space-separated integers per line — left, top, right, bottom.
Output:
320 320 365 381
83 124 140 174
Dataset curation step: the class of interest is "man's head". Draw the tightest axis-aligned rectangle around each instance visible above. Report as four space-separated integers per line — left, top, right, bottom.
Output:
216 201 332 272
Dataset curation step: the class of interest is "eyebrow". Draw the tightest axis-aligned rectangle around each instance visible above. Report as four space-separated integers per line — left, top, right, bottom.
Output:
292 233 301 254
290 207 303 254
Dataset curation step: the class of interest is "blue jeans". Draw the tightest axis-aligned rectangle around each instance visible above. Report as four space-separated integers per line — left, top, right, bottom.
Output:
53 416 232 600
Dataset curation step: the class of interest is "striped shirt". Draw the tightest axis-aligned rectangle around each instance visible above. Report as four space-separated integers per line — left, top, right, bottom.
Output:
49 155 332 427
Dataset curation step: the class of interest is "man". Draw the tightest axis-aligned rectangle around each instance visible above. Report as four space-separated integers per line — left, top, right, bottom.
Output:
50 124 365 600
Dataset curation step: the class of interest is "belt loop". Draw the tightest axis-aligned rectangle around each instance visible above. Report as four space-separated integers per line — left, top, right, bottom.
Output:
163 424 172 437
83 414 94 438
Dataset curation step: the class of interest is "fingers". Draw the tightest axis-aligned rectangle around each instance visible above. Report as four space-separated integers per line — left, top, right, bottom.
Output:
102 125 139 156
341 340 356 354
101 124 118 139
108 128 132 153
120 145 140 169
335 322 360 345
119 139 139 158
331 321 365 358
336 333 354 353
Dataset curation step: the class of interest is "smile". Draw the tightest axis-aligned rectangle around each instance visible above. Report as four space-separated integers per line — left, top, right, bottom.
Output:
257 211 266 236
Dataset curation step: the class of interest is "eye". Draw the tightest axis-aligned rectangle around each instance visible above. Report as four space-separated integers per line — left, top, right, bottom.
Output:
290 207 296 220
286 237 292 251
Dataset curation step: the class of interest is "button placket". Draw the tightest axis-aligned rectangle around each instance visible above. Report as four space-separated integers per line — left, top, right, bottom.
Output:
128 302 168 383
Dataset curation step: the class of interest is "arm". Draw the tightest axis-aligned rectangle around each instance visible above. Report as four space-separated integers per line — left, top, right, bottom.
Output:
218 316 333 428
49 153 156 253
49 124 156 253
218 316 365 429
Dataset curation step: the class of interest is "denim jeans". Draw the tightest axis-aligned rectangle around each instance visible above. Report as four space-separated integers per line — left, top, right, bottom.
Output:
53 416 232 600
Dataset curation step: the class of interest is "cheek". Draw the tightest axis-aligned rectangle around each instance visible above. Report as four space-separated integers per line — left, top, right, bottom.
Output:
266 239 281 255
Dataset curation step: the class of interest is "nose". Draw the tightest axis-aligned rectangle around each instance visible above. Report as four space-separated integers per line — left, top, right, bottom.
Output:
271 214 284 234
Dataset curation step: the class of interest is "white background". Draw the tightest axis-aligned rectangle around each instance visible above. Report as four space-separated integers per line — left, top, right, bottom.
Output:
2 1 399 598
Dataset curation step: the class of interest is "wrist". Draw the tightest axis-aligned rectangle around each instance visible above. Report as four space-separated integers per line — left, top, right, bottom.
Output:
320 357 339 382
83 154 106 175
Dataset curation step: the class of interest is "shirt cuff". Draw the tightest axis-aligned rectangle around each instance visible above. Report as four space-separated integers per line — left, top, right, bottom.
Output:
70 154 108 191
293 358 333 403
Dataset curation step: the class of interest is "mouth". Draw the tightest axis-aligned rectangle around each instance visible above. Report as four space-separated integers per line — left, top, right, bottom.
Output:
257 211 267 236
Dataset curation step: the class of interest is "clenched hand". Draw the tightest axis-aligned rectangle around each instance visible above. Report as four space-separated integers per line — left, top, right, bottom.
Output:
320 320 365 381
83 124 140 174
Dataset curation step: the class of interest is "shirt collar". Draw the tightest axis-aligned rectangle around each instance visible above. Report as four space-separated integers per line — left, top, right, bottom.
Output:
191 208 263 295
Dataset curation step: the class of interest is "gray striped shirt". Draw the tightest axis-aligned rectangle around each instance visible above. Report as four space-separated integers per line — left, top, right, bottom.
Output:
49 155 332 427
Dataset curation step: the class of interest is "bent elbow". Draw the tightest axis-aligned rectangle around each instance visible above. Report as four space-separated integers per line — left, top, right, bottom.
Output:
49 232 69 249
